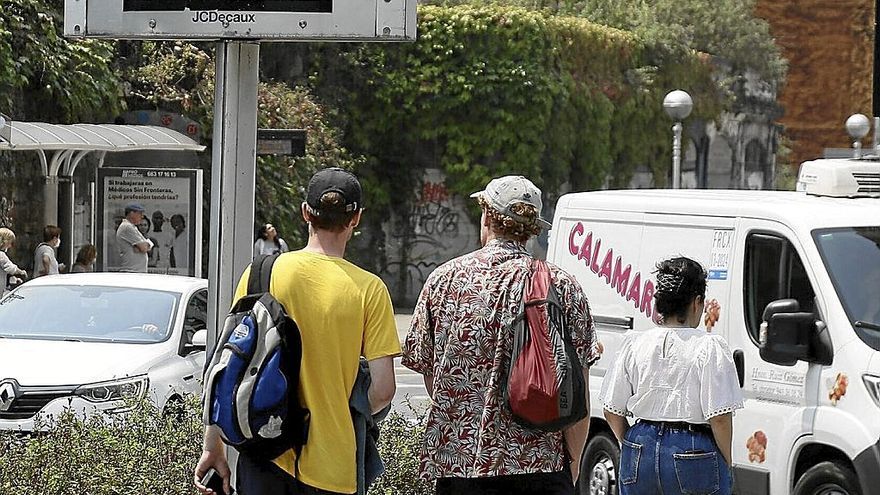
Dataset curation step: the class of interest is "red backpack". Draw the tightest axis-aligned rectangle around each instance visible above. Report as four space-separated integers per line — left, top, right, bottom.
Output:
505 259 587 431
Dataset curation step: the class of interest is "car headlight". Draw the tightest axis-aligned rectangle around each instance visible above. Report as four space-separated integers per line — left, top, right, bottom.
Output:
73 376 149 404
863 374 880 409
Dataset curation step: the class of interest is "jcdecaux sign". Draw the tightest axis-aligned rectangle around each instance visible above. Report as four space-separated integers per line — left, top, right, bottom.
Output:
64 0 417 41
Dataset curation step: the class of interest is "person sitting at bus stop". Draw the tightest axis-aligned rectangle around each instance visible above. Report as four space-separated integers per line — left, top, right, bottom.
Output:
71 244 97 273
599 256 743 495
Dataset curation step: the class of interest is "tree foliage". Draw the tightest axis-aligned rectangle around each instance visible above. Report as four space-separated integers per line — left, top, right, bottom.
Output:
117 41 361 247
309 4 721 207
0 0 119 121
426 0 787 86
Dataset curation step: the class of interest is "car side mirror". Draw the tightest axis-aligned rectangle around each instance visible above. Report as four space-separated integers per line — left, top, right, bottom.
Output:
190 329 207 350
759 299 833 366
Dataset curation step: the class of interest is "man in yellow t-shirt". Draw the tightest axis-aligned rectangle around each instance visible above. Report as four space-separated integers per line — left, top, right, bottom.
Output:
195 168 400 495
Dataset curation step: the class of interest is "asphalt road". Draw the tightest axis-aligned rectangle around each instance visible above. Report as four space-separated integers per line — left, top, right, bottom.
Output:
392 313 430 416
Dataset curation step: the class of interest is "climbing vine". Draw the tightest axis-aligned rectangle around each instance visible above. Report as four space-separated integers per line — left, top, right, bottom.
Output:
309 4 722 211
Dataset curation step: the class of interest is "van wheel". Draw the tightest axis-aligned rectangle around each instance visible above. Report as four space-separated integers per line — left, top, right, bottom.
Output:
579 431 620 495
793 461 861 495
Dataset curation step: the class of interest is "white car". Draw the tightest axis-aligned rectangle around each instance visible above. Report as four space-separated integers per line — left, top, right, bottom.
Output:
0 273 209 430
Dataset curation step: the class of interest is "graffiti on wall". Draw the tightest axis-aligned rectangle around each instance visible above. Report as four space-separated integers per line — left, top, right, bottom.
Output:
382 169 479 306
409 181 460 241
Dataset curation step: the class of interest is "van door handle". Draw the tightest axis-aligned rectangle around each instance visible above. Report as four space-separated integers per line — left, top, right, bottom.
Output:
733 350 745 388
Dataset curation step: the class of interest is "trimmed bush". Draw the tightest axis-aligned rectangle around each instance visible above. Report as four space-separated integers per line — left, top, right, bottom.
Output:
0 396 431 494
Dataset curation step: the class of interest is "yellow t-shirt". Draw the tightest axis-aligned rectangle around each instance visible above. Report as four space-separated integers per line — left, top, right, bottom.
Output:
233 250 400 494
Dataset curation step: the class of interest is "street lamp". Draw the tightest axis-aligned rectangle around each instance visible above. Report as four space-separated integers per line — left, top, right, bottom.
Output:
663 90 693 189
845 113 871 158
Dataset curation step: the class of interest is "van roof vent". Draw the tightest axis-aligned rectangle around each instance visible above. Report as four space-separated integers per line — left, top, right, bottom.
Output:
797 158 880 198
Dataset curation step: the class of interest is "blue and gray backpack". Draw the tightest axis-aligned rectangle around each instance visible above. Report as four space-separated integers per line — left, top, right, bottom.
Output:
203 254 309 460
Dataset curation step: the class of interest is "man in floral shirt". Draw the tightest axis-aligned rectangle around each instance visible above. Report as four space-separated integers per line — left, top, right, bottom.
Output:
403 175 600 494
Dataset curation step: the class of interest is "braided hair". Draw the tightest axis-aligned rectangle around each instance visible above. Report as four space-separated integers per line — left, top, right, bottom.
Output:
653 257 707 323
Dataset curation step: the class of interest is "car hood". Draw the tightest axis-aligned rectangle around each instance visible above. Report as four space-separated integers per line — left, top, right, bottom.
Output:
0 338 170 386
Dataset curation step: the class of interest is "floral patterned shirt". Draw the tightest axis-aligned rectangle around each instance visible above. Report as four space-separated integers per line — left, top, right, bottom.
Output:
402 239 600 480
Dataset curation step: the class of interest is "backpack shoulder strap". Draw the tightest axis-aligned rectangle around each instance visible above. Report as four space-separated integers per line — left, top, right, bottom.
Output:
527 259 551 300
247 254 280 295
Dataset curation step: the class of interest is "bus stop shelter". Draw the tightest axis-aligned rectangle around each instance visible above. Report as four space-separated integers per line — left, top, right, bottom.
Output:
0 118 205 266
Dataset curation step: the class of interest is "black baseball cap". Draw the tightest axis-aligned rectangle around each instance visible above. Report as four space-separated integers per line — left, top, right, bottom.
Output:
306 167 362 215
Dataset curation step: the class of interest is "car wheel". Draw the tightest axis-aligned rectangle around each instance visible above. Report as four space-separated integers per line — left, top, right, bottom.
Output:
793 461 862 495
579 430 620 495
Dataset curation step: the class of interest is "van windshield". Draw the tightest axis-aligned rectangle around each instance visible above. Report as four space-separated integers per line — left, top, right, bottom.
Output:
814 227 880 351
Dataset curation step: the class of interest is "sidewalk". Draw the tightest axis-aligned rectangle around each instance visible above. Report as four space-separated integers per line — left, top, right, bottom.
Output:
392 313 429 416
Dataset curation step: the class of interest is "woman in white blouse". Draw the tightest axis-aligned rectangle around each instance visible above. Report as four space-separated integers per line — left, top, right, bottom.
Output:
600 256 743 495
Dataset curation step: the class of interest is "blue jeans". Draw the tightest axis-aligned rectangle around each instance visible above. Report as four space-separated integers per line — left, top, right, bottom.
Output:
619 421 733 495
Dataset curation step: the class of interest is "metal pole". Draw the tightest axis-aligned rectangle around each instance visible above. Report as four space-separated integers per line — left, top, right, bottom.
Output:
874 117 879 154
874 0 880 119
43 176 59 226
207 40 260 352
672 122 683 189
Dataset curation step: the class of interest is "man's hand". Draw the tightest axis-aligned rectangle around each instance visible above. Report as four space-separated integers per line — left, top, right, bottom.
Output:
193 447 231 495
140 323 160 335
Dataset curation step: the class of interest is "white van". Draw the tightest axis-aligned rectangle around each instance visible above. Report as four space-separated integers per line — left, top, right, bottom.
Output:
548 159 880 495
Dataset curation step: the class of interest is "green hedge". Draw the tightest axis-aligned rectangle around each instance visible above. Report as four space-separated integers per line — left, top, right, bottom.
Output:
0 398 431 495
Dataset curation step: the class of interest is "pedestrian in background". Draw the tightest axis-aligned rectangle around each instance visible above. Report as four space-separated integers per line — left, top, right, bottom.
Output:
33 224 63 277
71 244 97 273
195 167 399 495
600 257 743 495
253 223 289 256
403 175 599 494
0 228 27 295
115 203 153 273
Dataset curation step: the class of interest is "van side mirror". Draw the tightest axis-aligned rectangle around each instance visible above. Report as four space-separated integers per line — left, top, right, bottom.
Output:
759 299 833 366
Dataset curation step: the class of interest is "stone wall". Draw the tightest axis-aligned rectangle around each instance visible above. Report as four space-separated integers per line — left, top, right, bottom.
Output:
756 0 875 167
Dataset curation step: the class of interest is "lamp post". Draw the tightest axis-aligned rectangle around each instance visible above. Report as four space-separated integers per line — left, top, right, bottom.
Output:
845 113 871 158
663 90 694 189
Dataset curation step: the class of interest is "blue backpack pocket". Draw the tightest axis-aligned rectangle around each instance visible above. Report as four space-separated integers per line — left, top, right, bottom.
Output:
250 348 289 439
210 316 258 445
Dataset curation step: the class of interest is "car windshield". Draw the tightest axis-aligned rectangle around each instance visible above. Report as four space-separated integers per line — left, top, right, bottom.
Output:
0 285 179 343
814 227 880 351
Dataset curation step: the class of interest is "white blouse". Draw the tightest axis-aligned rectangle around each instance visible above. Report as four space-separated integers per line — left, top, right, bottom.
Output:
599 326 744 424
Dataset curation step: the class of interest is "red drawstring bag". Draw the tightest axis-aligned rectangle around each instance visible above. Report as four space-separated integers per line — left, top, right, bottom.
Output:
505 260 586 431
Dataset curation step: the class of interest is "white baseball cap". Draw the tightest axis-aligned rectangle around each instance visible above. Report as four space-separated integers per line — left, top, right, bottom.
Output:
470 175 551 229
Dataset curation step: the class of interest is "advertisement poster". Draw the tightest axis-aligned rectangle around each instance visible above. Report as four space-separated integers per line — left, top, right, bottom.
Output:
97 168 202 277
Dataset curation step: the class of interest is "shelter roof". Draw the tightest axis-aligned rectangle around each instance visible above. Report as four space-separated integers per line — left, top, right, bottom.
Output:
0 121 204 152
